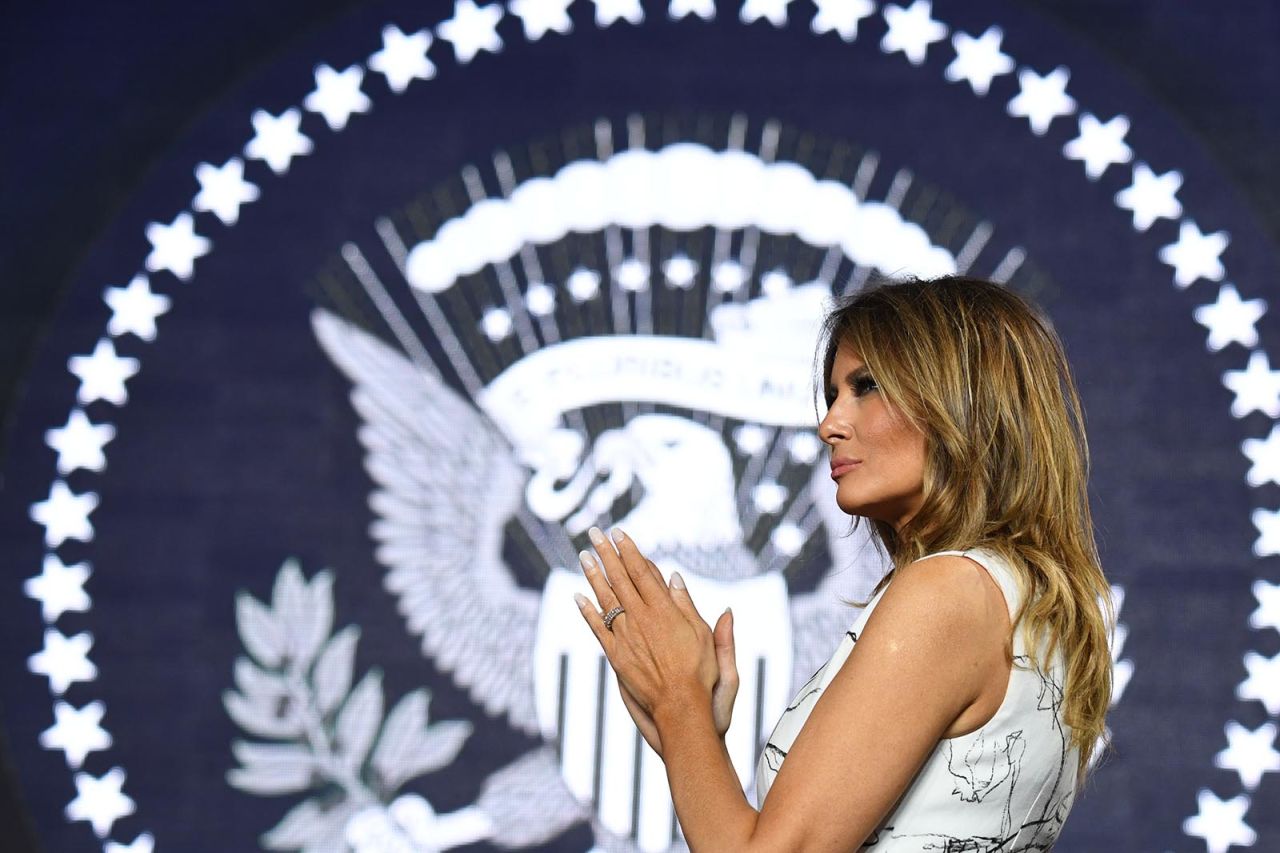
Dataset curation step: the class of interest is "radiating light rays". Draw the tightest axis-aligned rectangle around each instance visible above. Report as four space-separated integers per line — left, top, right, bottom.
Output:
315 112 1025 582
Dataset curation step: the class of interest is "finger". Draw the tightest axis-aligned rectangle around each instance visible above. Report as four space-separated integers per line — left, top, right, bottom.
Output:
588 526 644 610
666 571 707 625
643 557 667 590
573 591 616 653
578 548 620 613
608 527 671 606
714 608 739 686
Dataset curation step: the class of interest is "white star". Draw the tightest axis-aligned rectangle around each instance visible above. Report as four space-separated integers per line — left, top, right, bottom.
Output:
1243 426 1280 488
734 424 770 456
740 0 792 27
30 481 99 548
244 108 313 175
567 268 601 301
811 0 874 41
104 275 170 341
788 432 822 463
1250 579 1280 631
525 283 557 316
945 26 1014 96
28 629 97 694
593 0 644 26
1239 649 1280 712
1114 162 1183 231
45 410 115 475
25 554 92 622
1006 66 1076 135
304 65 371 131
1215 721 1280 790
40 701 111 769
669 0 715 21
615 258 650 291
144 213 210 280
880 1 948 66
193 158 259 226
1160 220 1228 288
480 307 513 341
1223 351 1280 418
66 767 134 838
1182 789 1256 853
712 260 747 292
752 480 789 514
663 254 699 288
1062 113 1132 180
68 339 139 406
106 834 155 853
437 0 504 63
368 26 436 92
1195 284 1266 352
511 0 574 38
770 522 805 557
1251 508 1280 558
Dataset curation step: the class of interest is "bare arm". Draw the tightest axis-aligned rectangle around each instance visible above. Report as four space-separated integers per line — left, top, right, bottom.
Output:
577 532 1005 853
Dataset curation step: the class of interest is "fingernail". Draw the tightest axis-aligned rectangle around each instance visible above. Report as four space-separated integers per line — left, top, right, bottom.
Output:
573 593 590 609
669 571 686 590
587 527 606 545
578 550 597 573
724 607 733 618
610 527 627 543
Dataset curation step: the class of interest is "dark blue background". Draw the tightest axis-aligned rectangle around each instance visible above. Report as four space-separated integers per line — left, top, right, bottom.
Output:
2 1 1279 851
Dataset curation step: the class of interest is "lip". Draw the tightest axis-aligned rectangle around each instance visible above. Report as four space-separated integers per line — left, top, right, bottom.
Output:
830 458 862 479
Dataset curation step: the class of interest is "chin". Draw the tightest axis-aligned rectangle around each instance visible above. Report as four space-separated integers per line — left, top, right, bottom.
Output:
834 492 873 519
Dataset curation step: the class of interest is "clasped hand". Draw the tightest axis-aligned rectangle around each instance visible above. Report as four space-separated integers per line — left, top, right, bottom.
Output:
574 526 738 755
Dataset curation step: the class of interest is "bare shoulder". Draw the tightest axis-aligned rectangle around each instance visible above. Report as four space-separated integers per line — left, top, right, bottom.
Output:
853 553 1011 694
876 553 1008 632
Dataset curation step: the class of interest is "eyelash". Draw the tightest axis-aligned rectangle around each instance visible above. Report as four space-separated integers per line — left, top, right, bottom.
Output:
825 376 878 406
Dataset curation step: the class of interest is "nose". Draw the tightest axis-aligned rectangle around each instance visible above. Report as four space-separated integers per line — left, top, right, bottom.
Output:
818 407 849 446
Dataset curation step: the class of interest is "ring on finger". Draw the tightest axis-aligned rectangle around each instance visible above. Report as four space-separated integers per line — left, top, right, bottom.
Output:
603 605 625 631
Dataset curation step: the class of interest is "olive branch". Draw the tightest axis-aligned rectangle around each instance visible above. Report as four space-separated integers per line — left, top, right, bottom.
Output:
224 559 473 851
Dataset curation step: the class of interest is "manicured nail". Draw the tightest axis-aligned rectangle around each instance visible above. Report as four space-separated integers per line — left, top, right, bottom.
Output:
573 593 590 609
610 527 627 543
578 550 597 573
587 527 606 545
669 571 686 590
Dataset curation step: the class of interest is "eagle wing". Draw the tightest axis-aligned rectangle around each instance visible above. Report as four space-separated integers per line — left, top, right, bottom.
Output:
786 463 891 695
312 309 543 735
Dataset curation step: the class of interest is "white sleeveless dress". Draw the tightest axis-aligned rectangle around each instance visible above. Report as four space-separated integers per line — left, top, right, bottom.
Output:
755 548 1079 850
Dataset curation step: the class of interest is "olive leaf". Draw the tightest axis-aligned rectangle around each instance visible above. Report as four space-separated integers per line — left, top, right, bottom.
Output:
313 625 359 716
226 558 476 850
335 670 384 770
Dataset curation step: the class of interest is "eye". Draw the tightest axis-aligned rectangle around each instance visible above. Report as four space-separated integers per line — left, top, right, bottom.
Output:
852 375 878 397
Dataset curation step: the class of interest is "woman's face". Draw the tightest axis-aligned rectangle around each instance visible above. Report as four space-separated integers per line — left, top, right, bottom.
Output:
818 346 927 532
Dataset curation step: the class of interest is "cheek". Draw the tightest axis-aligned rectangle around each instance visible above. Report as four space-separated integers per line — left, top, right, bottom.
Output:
865 410 926 481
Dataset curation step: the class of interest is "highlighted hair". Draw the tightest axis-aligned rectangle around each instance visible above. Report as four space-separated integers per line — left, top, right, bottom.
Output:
820 275 1114 783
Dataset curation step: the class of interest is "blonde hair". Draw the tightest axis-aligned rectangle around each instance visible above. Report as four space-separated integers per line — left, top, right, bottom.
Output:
820 275 1114 783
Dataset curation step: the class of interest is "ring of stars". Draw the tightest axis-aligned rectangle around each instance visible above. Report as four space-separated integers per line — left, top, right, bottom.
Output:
23 2 1276 849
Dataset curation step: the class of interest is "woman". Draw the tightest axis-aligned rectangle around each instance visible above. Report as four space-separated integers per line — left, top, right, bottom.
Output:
573 275 1115 850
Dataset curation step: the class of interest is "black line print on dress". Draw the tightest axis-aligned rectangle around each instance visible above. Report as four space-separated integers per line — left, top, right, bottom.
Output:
762 742 788 773
858 825 895 848
784 682 824 713
867 657 1076 851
